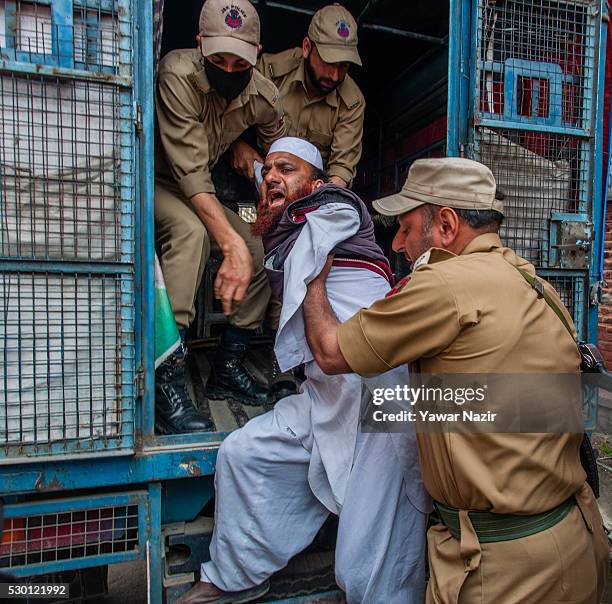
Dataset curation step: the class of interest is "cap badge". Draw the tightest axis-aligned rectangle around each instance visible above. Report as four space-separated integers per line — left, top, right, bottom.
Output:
336 20 350 38
223 5 244 29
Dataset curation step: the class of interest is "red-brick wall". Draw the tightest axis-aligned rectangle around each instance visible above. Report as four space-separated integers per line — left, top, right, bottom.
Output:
596 15 612 367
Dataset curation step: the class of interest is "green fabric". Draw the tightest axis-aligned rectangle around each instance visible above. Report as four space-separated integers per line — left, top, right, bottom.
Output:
434 498 574 543
154 254 180 369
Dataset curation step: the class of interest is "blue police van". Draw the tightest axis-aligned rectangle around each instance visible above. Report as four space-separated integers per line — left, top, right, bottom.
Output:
0 0 608 601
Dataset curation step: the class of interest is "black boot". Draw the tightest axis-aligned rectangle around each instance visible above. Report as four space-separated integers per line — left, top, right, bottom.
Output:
268 356 299 403
208 326 269 406
155 335 214 434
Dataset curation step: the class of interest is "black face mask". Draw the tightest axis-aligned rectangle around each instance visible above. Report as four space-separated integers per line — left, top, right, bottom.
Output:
204 58 252 101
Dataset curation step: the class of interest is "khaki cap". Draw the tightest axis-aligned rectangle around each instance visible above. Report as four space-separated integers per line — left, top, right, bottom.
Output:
199 0 260 66
308 4 361 66
373 157 504 217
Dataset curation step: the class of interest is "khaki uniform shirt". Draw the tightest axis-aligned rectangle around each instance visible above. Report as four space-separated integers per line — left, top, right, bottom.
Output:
155 49 286 199
338 233 585 514
257 48 365 185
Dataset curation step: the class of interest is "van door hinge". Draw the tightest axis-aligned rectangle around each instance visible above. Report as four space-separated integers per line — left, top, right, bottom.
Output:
134 102 142 134
136 367 145 399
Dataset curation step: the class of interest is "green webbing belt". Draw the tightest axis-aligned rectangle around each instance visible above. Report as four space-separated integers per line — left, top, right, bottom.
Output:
434 498 574 543
515 267 574 336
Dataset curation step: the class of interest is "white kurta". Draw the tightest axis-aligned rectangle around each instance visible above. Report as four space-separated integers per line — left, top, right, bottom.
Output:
202 203 430 603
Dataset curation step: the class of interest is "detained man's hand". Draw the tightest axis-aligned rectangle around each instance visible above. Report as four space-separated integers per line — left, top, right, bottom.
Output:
215 237 254 315
229 139 263 181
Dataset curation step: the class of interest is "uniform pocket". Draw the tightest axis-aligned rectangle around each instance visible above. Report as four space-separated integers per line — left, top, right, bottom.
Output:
307 129 333 151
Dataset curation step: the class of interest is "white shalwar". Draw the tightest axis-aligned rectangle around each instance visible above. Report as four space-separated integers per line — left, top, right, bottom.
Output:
202 203 431 603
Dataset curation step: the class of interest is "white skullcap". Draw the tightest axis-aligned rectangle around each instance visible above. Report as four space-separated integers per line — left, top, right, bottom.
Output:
268 137 324 170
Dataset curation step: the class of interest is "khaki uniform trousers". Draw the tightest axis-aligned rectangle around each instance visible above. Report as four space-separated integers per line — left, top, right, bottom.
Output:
425 484 608 604
155 180 271 330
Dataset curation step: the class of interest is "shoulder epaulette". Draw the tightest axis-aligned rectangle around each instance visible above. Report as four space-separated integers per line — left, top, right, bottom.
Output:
253 70 281 107
337 76 364 111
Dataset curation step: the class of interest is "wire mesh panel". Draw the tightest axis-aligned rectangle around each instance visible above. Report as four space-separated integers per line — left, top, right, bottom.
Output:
472 0 601 335
476 128 584 265
1 492 146 572
477 0 596 131
0 0 136 460
0 271 134 456
541 271 587 339
0 74 133 262
0 0 130 75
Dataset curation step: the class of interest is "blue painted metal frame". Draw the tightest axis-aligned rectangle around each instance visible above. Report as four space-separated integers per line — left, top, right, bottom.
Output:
0 0 138 461
2 490 150 576
146 482 163 604
503 59 566 128
446 0 471 157
0 444 220 494
588 1 608 343
136 0 156 440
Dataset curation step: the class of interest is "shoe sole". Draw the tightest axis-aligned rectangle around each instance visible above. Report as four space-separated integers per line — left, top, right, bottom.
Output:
215 581 270 604
204 385 268 407
155 418 214 434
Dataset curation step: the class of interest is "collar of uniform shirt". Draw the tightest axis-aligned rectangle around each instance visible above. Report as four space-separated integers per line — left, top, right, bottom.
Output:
293 57 339 108
460 232 503 255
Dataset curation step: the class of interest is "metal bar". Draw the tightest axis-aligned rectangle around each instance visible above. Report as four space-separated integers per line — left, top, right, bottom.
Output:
250 0 446 42
256 1 314 17
0 260 134 274
360 23 447 44
447 0 472 156
600 9 612 279
357 0 379 22
0 446 220 494
146 482 163 604
8 550 141 577
474 116 592 137
138 0 156 439
588 0 608 343
0 60 133 86
4 491 147 516
51 0 74 69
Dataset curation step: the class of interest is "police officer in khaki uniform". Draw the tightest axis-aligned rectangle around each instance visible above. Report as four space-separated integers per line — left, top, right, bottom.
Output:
229 3 365 188
302 158 608 603
154 0 286 433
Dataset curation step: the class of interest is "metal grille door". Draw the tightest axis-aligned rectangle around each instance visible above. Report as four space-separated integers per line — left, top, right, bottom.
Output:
0 0 136 460
469 0 605 340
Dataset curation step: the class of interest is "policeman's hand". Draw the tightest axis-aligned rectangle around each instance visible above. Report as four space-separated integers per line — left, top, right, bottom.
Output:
328 175 348 188
229 139 263 181
214 237 254 316
312 254 334 285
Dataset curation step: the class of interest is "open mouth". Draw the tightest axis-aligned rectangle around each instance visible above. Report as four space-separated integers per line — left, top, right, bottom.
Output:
267 189 286 207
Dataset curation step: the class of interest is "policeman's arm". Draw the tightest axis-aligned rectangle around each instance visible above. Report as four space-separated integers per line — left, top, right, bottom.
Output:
156 72 253 314
304 257 352 375
188 193 253 315
327 95 365 186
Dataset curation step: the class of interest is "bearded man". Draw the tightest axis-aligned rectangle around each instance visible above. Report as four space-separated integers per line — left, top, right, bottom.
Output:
176 138 429 604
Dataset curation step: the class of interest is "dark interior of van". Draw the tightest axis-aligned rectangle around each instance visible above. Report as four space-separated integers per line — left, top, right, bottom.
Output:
159 0 451 206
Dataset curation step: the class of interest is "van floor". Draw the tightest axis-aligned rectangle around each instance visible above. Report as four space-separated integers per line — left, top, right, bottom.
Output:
184 344 282 433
